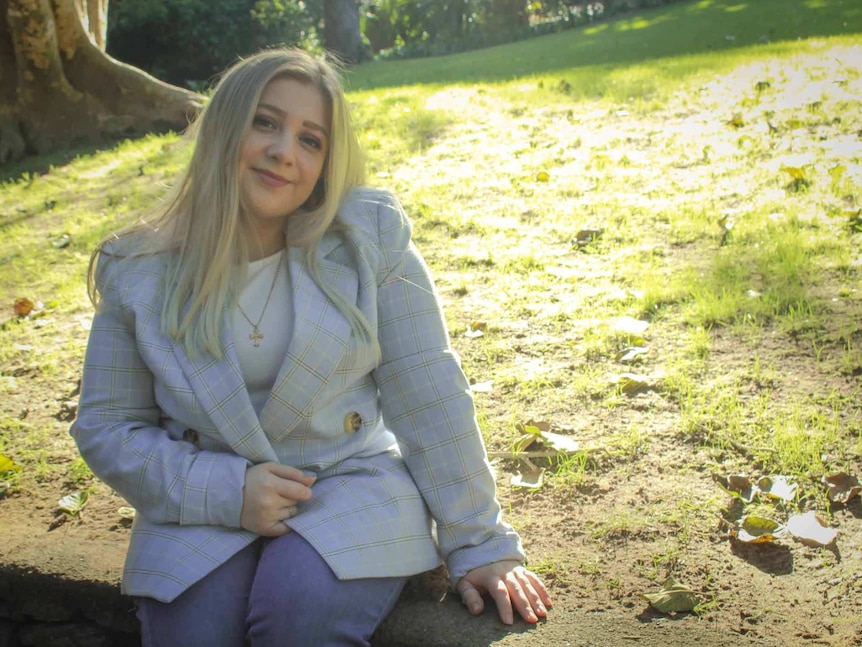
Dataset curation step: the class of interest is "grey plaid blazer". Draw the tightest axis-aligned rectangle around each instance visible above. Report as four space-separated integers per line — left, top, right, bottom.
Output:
71 188 524 603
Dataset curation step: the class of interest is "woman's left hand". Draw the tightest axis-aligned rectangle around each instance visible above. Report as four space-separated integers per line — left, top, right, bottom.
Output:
455 560 552 625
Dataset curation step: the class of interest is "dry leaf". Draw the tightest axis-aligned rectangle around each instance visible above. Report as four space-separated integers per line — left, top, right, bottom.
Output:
464 321 486 338
641 576 699 614
539 430 580 453
118 506 136 520
786 511 837 546
573 229 603 248
512 433 539 453
516 419 552 435
14 298 35 317
511 468 545 489
612 317 649 336
616 346 649 363
52 233 72 249
469 380 493 393
611 373 650 395
822 472 861 504
734 516 785 543
58 491 89 515
757 475 797 502
713 474 756 502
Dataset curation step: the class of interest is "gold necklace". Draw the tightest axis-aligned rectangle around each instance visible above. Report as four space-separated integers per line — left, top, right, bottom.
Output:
236 251 284 348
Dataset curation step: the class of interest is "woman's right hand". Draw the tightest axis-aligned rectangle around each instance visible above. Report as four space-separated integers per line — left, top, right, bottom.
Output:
240 462 316 536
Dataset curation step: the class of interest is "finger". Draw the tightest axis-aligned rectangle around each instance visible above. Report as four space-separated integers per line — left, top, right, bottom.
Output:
281 505 299 521
523 569 553 610
455 581 485 616
271 477 314 502
488 578 515 625
263 462 317 485
502 573 538 624
514 572 547 619
259 519 290 537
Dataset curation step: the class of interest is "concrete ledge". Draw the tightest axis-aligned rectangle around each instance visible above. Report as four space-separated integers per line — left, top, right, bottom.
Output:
0 521 775 647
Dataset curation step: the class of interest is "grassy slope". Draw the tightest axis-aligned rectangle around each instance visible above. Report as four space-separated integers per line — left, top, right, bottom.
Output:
1 5 861 634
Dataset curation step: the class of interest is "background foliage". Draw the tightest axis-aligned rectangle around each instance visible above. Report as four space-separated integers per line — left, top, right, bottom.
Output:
107 0 320 86
107 0 686 86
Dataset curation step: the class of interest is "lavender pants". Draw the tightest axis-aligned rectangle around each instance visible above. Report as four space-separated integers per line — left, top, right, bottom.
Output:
135 532 407 646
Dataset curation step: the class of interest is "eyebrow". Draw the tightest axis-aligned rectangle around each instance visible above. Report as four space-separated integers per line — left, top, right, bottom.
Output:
257 102 329 137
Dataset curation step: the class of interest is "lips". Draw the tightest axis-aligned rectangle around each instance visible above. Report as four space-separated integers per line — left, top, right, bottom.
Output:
253 168 290 187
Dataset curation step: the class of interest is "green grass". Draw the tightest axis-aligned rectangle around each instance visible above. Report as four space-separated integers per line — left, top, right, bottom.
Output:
1 1 861 622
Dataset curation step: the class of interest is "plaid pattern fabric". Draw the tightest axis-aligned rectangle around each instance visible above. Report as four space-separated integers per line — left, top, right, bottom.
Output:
71 188 524 603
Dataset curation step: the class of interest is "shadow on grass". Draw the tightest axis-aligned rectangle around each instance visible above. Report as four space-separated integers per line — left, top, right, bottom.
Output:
0 141 114 185
347 0 862 90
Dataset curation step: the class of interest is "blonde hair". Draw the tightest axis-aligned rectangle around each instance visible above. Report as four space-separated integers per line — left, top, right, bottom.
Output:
89 48 372 357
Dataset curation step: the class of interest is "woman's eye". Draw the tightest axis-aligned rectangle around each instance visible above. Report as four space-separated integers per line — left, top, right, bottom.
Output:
253 115 276 129
301 135 322 150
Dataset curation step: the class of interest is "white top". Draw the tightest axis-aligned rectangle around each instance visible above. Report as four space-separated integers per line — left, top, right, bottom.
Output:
231 250 292 415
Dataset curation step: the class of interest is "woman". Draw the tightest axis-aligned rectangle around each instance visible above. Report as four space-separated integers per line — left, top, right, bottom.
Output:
71 48 550 646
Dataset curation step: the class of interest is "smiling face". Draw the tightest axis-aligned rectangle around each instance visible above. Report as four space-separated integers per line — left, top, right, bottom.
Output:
239 76 330 257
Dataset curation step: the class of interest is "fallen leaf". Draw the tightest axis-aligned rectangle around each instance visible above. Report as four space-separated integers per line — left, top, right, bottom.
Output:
822 472 861 504
612 317 649 336
58 491 89 515
14 298 35 317
616 346 649 363
512 433 539 453
118 506 136 520
610 373 651 395
52 233 72 249
780 165 807 180
757 475 797 502
516 419 552 435
469 380 494 393
734 515 785 543
713 474 756 502
573 229 603 248
0 453 17 474
511 468 545 489
786 511 838 546
641 576 699 614
464 323 485 338
727 113 745 128
539 430 580 453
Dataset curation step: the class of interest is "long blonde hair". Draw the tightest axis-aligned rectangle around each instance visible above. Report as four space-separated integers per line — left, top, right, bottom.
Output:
89 48 371 357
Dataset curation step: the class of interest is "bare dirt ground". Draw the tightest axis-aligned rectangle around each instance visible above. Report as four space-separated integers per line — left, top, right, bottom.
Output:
2 43 862 646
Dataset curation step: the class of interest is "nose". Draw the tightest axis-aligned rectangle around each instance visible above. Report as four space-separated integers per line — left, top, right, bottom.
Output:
267 131 295 164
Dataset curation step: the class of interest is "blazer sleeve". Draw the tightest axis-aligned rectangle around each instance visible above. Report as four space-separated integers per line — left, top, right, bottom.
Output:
70 252 250 528
370 193 526 586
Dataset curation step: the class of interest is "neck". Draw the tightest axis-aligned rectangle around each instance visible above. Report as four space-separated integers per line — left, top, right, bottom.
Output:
247 227 286 261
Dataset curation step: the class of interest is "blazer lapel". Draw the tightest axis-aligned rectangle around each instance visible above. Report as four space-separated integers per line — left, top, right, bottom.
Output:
259 238 358 441
170 320 278 463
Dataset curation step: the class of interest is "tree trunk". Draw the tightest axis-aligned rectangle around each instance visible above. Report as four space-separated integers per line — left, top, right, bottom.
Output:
1 0 202 165
323 0 365 65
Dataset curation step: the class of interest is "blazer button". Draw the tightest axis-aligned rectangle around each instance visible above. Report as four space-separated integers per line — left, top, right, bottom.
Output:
344 412 362 433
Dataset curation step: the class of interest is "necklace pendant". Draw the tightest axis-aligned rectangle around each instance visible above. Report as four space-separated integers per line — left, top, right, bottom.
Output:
249 327 264 347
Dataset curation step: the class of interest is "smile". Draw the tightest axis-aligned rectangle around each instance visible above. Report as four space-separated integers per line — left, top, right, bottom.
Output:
254 169 290 187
